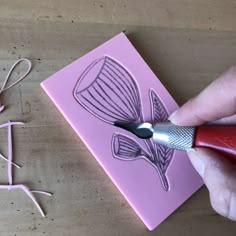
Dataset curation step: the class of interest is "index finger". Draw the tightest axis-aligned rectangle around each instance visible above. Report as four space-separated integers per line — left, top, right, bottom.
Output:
170 66 236 126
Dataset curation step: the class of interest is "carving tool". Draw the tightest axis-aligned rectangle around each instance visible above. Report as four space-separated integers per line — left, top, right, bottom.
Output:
115 122 236 159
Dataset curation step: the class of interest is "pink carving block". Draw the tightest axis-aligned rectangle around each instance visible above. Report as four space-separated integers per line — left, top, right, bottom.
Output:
41 33 203 230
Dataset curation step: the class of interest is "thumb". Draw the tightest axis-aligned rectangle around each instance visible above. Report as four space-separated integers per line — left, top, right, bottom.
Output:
187 148 236 220
169 65 236 126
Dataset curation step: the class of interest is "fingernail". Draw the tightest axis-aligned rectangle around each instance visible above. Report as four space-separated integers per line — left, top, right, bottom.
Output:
187 148 205 177
168 110 178 122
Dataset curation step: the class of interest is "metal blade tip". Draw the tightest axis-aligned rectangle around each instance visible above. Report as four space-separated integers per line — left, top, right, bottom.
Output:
114 122 153 139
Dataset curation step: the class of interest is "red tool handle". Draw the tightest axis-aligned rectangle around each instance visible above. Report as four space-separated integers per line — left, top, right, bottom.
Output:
193 126 236 159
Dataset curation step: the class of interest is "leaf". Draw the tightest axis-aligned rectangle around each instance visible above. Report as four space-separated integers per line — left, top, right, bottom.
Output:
112 133 151 161
73 56 142 124
149 89 174 174
149 89 169 125
156 144 174 173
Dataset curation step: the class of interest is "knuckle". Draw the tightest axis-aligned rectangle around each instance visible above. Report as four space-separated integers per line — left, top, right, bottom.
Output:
210 189 236 220
227 192 236 220
218 65 236 85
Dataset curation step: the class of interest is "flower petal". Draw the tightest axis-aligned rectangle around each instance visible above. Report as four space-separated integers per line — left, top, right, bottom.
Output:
74 56 142 124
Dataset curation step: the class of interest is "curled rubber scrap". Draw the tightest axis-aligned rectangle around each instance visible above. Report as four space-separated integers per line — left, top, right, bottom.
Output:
0 58 32 112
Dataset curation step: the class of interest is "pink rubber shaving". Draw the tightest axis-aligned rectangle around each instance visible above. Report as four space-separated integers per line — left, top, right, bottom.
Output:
0 153 21 168
0 58 32 112
7 121 13 185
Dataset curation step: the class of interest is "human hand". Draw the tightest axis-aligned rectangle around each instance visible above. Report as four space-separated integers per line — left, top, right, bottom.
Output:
169 66 236 220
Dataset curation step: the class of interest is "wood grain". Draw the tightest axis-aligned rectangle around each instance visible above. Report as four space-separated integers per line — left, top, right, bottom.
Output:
0 1 236 235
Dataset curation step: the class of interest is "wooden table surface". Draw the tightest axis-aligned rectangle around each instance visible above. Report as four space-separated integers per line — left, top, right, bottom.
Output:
0 1 236 235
